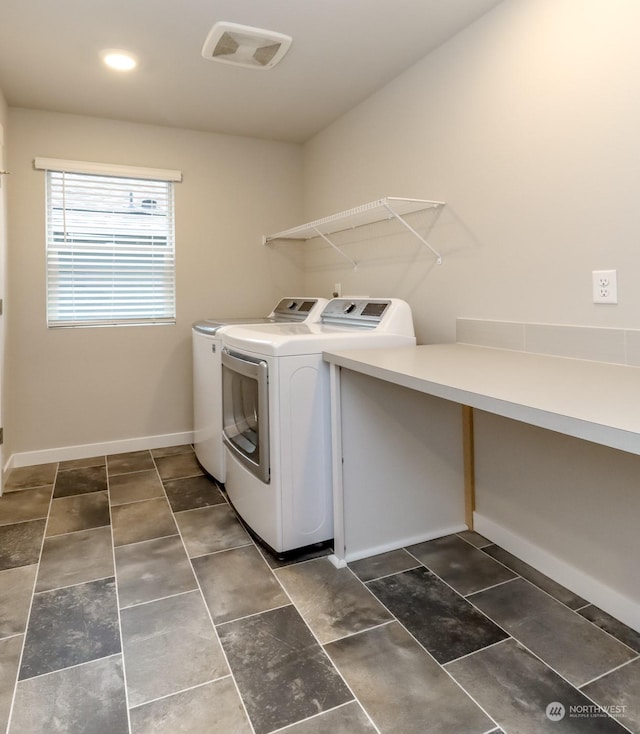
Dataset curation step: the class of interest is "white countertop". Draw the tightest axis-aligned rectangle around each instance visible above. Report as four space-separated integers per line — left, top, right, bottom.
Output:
323 343 640 456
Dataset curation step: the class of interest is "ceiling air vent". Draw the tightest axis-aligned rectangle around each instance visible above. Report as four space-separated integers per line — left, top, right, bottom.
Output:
202 22 292 69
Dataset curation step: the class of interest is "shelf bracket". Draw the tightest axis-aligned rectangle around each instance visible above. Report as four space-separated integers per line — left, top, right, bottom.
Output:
312 227 358 270
381 200 443 265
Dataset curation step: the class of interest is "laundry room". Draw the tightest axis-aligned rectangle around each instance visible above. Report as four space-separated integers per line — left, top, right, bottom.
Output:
0 1 639 733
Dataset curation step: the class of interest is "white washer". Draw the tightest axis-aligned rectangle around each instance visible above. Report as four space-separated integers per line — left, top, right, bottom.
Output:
220 298 416 556
192 297 327 482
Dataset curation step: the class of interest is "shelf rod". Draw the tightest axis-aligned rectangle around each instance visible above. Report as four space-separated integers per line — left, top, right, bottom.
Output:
312 226 358 270
381 200 443 265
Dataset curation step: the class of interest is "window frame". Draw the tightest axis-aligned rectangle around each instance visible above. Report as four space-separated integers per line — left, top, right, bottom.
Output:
35 157 181 329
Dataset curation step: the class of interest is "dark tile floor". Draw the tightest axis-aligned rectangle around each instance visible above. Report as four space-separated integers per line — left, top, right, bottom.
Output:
1 446 639 733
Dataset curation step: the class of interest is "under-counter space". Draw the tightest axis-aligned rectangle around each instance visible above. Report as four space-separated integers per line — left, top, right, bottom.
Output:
324 343 640 455
324 343 640 632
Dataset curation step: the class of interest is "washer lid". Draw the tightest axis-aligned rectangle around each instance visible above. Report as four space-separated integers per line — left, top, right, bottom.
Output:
192 317 272 335
193 296 327 334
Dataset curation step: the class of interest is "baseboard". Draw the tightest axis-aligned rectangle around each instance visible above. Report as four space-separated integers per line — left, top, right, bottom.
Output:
3 453 15 479
474 513 640 634
342 523 468 564
7 431 195 469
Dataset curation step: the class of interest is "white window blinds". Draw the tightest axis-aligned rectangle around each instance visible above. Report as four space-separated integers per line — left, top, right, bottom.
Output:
39 159 179 328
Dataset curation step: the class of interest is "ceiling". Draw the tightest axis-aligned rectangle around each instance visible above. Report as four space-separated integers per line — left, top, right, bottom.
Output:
0 0 503 144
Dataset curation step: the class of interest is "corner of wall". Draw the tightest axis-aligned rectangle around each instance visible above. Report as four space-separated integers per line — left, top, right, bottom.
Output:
0 87 8 488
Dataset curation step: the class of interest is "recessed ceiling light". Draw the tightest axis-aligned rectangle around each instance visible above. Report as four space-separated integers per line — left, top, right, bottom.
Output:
101 50 138 72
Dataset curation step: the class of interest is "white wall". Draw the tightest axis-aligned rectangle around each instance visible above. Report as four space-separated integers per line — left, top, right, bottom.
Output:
6 109 304 462
474 412 640 629
0 89 7 485
302 0 640 344
301 0 640 625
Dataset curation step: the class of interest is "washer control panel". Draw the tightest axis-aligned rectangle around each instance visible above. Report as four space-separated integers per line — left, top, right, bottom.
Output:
272 298 321 321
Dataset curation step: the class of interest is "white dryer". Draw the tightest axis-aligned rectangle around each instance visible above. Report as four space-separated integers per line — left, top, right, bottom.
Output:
192 297 327 482
220 298 416 556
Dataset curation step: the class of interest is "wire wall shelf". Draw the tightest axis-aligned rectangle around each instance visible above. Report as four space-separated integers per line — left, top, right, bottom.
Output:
263 197 445 268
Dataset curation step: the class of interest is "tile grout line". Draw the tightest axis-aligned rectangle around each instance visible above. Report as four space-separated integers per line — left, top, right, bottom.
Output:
265 556 382 734
271 542 601 733
112 530 181 551
4 461 59 734
267 700 370 734
25 522 110 541
471 544 640 659
572 668 637 734
573 602 592 612
5 651 123 686
0 633 23 644
107 453 137 734
408 541 640 677
171 501 243 517
31 571 115 596
110 451 186 716
348 562 422 585
110 493 171 509
438 638 521 734
151 454 258 734
126 672 235 713
118 587 197 612
403 545 522 612
442 636 513 669
311 618 396 647
109 451 217 716
455 530 495 551
213 599 295 628
578 653 640 689
187 539 253 561
457 573 638 718
354 549 635 729
472 540 584 605
352 562 503 732
359 555 614 731
462 575 520 597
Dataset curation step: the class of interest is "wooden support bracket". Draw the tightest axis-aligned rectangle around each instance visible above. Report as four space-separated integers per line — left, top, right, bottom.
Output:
462 405 475 530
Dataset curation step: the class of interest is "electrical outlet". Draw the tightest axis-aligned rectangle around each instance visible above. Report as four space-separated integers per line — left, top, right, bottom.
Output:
592 269 617 304
333 282 341 297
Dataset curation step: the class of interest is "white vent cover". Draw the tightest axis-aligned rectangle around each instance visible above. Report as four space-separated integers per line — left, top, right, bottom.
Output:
202 22 292 69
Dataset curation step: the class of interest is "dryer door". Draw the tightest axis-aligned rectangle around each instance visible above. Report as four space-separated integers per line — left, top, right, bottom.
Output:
221 349 270 483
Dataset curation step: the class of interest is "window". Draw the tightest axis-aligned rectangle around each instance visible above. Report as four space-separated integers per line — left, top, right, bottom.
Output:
36 158 181 328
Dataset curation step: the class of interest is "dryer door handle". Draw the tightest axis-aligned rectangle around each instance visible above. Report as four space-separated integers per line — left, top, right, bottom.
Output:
221 349 265 379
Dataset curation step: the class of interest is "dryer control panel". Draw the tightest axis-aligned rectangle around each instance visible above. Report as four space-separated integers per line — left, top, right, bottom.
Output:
321 298 390 328
320 298 415 336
